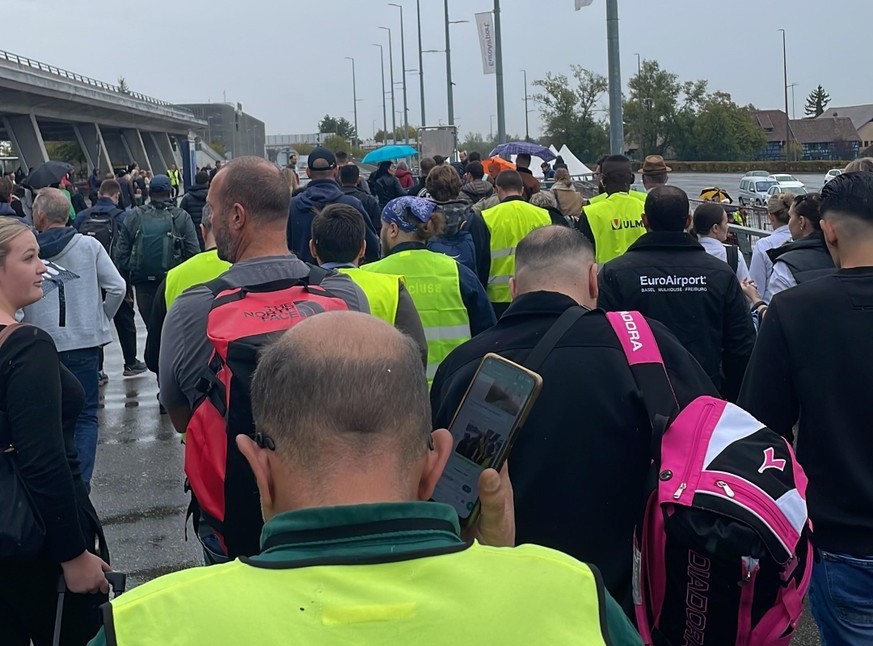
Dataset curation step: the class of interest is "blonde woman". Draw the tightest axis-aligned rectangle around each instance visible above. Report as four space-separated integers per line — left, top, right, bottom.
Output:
747 192 794 300
550 168 584 219
0 219 110 645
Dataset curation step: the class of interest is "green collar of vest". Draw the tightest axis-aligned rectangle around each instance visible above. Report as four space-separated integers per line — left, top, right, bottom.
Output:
244 502 466 568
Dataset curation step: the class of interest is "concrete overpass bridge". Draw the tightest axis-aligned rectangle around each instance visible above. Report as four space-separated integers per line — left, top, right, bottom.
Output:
0 49 205 175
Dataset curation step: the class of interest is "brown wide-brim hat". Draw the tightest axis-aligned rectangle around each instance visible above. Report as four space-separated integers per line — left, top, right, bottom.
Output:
639 155 672 175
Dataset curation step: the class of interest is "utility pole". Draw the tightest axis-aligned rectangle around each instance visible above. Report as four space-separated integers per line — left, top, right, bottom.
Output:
606 0 624 154
779 29 791 161
522 69 530 142
444 0 454 127
379 27 397 143
389 3 410 144
344 57 358 147
494 0 506 144
372 44 388 140
416 0 426 127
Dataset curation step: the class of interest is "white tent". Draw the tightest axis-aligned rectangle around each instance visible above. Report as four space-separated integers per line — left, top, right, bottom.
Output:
509 153 550 179
557 145 594 178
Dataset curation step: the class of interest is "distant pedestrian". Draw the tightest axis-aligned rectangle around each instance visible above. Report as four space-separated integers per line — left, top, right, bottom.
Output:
459 161 494 204
0 176 28 224
167 163 182 199
550 168 584 219
748 193 794 301
180 171 210 250
24 188 126 489
114 174 199 331
369 161 406 206
513 153 541 201
638 154 671 192
338 164 381 232
692 201 750 283
406 157 436 198
540 162 555 180
336 150 370 194
395 161 415 189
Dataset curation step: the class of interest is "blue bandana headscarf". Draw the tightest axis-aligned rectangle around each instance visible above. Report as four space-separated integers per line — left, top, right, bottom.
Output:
381 196 437 232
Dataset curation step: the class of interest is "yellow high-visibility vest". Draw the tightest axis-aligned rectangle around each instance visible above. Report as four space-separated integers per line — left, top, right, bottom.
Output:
338 267 402 326
164 249 231 308
584 193 647 263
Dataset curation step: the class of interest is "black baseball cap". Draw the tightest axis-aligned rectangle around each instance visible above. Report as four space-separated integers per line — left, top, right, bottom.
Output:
307 147 337 171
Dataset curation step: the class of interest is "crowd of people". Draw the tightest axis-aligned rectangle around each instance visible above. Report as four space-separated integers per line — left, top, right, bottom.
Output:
0 147 871 646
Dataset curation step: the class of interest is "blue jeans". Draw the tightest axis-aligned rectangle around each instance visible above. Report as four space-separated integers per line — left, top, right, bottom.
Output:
809 549 873 645
59 347 100 491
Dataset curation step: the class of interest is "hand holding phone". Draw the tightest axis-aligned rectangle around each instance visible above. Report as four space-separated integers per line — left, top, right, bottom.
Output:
461 463 515 547
431 354 542 527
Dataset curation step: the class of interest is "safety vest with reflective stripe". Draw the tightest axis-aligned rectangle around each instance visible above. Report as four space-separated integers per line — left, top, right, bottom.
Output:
481 200 551 304
588 189 647 205
102 541 610 645
164 249 231 308
337 267 402 326
362 249 470 383
584 192 647 264
167 168 181 186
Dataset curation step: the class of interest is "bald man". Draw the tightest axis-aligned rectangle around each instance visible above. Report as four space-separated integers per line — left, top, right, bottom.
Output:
432 226 716 612
93 311 640 645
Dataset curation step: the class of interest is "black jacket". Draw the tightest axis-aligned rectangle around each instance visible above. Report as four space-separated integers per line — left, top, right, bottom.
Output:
739 268 873 556
340 185 382 232
180 185 209 250
598 231 755 401
431 291 717 609
369 174 405 207
767 230 835 285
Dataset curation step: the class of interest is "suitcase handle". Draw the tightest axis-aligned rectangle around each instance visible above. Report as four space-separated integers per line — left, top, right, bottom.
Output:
54 571 128 646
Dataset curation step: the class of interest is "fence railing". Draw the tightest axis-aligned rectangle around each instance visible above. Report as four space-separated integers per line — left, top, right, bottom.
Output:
0 49 195 116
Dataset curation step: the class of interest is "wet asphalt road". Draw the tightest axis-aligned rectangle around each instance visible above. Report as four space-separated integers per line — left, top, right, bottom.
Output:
90 286 823 644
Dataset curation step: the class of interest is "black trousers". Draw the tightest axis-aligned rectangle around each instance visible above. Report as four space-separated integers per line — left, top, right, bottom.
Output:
134 281 160 334
108 284 137 368
0 557 105 646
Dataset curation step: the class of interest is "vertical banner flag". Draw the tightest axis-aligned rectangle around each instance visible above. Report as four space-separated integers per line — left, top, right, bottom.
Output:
575 0 594 8
475 12 496 75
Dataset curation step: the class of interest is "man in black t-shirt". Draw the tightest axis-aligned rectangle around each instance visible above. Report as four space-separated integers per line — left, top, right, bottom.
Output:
739 171 873 645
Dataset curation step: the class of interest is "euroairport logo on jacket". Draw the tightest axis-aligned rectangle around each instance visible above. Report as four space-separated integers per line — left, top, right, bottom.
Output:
640 274 708 294
611 218 644 231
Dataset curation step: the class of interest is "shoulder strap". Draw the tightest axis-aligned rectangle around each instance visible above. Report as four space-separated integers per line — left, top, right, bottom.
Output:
525 306 589 373
0 323 24 350
306 264 330 286
725 244 739 273
604 311 680 458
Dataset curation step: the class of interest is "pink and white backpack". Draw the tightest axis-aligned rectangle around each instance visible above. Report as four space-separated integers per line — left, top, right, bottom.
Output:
606 311 813 646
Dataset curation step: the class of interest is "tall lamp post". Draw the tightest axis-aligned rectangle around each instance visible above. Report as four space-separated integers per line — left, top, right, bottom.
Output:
379 26 397 143
606 0 623 154
494 0 506 144
779 29 791 161
344 57 358 147
416 0 426 127
522 69 530 141
372 44 388 140
389 3 410 144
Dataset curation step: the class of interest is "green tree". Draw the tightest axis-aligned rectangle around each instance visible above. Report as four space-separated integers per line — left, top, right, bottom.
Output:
321 134 352 153
318 115 358 145
687 92 766 161
533 65 609 160
45 141 86 165
117 76 130 95
804 85 831 117
459 132 496 158
623 60 707 157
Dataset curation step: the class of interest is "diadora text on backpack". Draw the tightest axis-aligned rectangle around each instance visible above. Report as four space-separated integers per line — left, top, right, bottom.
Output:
606 311 813 646
185 268 349 560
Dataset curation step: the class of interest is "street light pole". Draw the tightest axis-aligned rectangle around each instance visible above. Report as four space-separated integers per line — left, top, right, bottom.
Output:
779 29 791 161
345 57 358 147
606 0 624 154
522 69 529 141
389 3 410 144
494 0 506 144
416 0 426 128
372 44 388 140
444 0 455 127
379 27 397 143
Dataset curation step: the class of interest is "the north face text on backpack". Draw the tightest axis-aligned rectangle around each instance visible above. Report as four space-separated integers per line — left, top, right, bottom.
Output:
243 300 328 321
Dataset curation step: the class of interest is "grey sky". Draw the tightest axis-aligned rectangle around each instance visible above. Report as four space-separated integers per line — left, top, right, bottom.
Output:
6 0 871 140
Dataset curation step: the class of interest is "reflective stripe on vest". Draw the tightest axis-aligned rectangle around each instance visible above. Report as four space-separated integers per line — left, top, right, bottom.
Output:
164 249 232 308
105 541 610 645
338 268 402 326
167 169 181 185
588 189 647 205
362 249 470 385
584 193 647 264
482 201 551 304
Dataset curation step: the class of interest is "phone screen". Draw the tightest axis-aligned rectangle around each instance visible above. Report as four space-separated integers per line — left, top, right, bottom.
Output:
431 355 541 523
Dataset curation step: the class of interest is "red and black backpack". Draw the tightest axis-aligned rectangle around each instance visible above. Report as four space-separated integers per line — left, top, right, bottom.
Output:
185 267 348 559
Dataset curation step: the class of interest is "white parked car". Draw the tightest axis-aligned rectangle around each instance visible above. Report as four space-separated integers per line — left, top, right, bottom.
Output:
745 170 771 177
767 184 808 198
739 176 778 205
767 174 806 195
824 168 843 184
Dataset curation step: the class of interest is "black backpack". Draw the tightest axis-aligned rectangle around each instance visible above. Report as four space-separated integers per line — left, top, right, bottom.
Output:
79 208 123 256
724 244 739 274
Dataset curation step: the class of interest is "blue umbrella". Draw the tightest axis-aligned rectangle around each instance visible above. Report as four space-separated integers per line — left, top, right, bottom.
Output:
489 142 556 162
361 145 419 164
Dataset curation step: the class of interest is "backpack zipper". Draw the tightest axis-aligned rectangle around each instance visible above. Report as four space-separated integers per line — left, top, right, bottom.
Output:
672 401 715 500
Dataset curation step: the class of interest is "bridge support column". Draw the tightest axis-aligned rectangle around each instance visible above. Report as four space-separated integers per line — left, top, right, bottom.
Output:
141 132 167 175
3 114 48 171
121 128 151 172
102 131 130 169
73 123 112 176
154 133 179 173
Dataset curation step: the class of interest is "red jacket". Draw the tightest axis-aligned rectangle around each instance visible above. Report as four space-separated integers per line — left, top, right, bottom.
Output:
395 168 415 189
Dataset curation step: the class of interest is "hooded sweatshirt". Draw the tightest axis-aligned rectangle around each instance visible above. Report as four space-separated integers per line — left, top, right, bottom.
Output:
22 228 126 351
288 179 380 264
180 184 209 250
395 166 415 189
459 180 494 205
